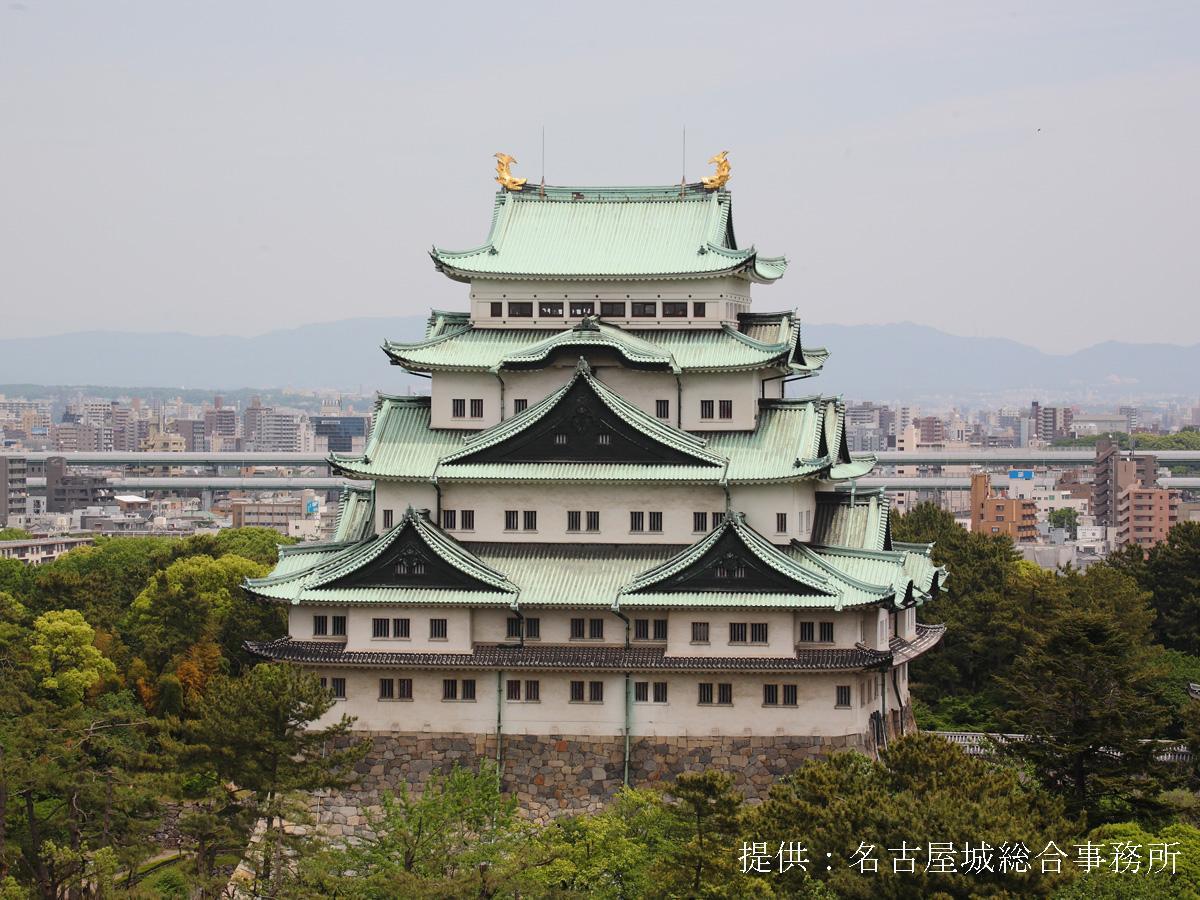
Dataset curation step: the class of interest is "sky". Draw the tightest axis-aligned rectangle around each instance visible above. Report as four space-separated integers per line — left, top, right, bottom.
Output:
1 1 1198 352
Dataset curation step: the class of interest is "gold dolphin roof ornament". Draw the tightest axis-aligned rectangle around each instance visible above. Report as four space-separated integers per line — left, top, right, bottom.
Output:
701 150 731 190
494 153 527 192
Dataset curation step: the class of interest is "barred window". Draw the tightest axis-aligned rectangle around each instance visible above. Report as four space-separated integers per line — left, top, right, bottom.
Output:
700 400 714 420
717 683 733 705
442 509 457 530
586 511 600 532
783 684 797 706
698 682 714 705
589 618 604 640
452 399 466 418
570 680 585 702
589 681 604 702
630 511 645 532
507 679 521 701
836 685 852 708
469 399 483 418
750 623 769 644
648 511 663 533
691 622 709 643
570 618 585 640
443 679 457 700
763 684 779 706
379 678 395 700
513 398 528 414
596 432 612 446
332 615 346 637
372 618 389 639
634 619 649 641
504 510 519 531
430 618 448 640
799 621 815 642
331 677 346 699
523 510 537 531
462 679 476 701
461 510 474 530
382 509 394 529
554 433 568 446
567 510 582 532
656 399 670 419
693 511 708 532
393 618 410 639
712 511 724 527
729 622 748 643
525 680 540 702
525 617 540 639
312 615 328 636
719 400 733 420
506 617 523 639
635 681 649 702
819 621 834 643
653 619 668 641
776 512 788 533
653 681 668 703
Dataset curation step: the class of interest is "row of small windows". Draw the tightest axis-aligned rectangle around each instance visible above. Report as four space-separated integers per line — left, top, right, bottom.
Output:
325 676 853 709
447 397 732 423
699 400 734 420
451 398 485 419
384 509 802 537
489 300 707 319
321 615 448 640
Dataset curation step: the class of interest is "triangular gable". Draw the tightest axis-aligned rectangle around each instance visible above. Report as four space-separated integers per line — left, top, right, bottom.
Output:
497 318 678 372
623 512 833 596
443 359 724 468
307 510 517 593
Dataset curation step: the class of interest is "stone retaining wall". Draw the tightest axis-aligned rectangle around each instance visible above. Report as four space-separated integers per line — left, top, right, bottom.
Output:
315 728 881 833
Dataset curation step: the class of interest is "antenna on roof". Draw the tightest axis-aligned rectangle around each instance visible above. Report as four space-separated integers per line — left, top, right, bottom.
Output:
540 125 546 198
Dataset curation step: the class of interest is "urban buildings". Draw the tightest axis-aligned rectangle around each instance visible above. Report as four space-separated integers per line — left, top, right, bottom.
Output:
968 472 1038 542
245 172 948 812
1093 438 1158 528
0 455 28 526
1114 483 1180 550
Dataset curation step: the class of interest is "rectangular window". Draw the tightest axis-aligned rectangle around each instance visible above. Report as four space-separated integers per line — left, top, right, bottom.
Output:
635 681 649 702
600 301 626 317
508 301 533 317
514 398 529 415
836 685 852 708
655 399 670 420
630 511 645 532
523 510 537 531
505 510 519 531
763 684 779 706
379 678 395 700
693 301 706 317
729 622 748 644
506 616 523 639
653 619 668 641
570 680 585 702
698 682 714 705
393 617 410 639
570 301 595 317
648 511 663 533
596 433 611 446
662 301 687 317
719 400 733 420
589 681 604 702
452 398 466 418
718 683 733 705
525 680 540 701
507 679 521 701
567 510 582 532
712 511 724 527
442 509 457 530
799 621 815 642
331 677 346 699
819 622 834 643
700 400 714 420
382 509 394 529
538 301 563 317
586 510 600 532
490 301 503 317
691 621 710 643
319 676 327 689
634 619 649 641
332 615 346 637
312 615 328 636
462 679 476 701
461 509 474 531
776 512 788 533
443 679 457 701
693 511 708 533
750 623 769 644
469 399 483 419
525 617 540 639
631 301 656 317
372 617 390 639
653 682 668 703
589 618 604 640
430 618 448 640
554 433 568 446
783 684 797 706
570 618 585 640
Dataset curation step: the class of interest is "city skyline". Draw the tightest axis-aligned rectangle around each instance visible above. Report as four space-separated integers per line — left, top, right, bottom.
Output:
3 1 1199 352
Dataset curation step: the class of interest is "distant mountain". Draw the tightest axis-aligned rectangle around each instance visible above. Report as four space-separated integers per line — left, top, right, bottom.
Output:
1 318 1196 402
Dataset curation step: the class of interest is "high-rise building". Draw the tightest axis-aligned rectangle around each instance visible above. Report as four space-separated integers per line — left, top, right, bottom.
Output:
1093 439 1158 528
245 171 949 815
969 472 1037 542
1115 483 1180 549
0 455 28 525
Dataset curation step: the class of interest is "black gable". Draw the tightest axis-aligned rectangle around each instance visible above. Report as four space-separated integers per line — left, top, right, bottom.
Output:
448 376 719 466
636 528 813 594
323 522 502 591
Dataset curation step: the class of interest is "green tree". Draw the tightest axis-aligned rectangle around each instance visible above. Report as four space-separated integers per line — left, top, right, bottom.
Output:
0 529 31 542
29 610 116 706
746 733 1076 898
1109 522 1200 656
1000 567 1173 825
1049 507 1079 539
186 663 366 893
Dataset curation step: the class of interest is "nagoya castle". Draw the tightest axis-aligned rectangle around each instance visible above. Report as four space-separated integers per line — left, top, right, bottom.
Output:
247 153 948 818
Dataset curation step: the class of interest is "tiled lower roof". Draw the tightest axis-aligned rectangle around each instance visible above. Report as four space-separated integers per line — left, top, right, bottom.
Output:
889 623 946 663
246 639 893 672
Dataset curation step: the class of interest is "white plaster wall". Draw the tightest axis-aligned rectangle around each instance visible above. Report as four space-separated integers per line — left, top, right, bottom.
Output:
471 608 629 645
680 371 760 431
372 483 438 534
429 371 502 430
308 669 875 737
436 482 727 544
663 610 795 659
731 482 817 543
288 606 475 653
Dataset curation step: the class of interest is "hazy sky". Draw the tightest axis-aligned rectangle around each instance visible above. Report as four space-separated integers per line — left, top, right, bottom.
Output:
2 1 1198 352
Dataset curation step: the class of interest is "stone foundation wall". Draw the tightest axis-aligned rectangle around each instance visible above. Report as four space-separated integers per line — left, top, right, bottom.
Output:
315 727 879 834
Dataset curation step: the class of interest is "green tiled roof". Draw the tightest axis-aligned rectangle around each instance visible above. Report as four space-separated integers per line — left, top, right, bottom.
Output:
332 487 375 543
382 311 826 375
431 184 786 283
248 512 938 612
810 488 892 552
329 395 463 482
